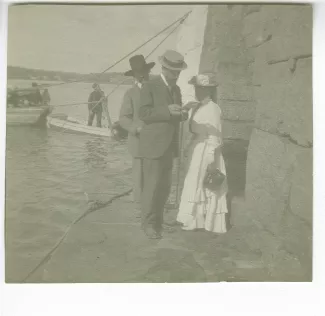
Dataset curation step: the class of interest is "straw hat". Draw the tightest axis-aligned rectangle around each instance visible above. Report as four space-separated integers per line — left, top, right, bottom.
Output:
158 50 187 71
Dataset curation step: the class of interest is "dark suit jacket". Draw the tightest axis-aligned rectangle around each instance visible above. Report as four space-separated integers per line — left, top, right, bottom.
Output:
138 75 183 159
118 84 144 158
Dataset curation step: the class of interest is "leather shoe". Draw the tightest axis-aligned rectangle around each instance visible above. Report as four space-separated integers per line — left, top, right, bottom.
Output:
143 227 162 239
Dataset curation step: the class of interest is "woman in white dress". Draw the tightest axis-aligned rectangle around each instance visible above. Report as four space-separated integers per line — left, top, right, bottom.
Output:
177 73 228 233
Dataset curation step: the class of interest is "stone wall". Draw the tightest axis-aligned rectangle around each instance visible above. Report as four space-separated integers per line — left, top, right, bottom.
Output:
233 4 312 280
200 5 256 142
178 4 313 280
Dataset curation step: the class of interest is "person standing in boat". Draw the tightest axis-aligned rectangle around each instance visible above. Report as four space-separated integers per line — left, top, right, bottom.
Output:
88 83 105 127
138 50 188 239
118 55 156 219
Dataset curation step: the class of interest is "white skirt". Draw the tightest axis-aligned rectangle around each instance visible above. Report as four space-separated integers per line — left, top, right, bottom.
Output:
177 138 228 233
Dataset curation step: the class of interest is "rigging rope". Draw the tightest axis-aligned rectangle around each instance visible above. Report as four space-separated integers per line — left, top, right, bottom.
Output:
82 10 190 114
47 9 191 137
27 10 192 91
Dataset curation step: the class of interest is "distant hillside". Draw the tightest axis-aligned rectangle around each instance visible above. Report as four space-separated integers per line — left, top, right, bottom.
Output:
7 66 135 85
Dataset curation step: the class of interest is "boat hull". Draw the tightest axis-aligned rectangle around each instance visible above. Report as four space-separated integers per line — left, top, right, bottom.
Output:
6 106 52 126
48 116 112 137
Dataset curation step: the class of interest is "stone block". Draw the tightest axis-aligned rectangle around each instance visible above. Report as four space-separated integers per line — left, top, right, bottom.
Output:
282 209 312 279
227 5 245 20
243 5 262 16
289 148 313 224
265 6 312 62
216 62 253 85
218 84 254 101
222 120 253 141
251 44 270 85
267 36 312 64
207 4 243 23
205 46 254 64
203 14 243 48
254 59 293 86
279 58 313 146
206 5 231 23
219 100 256 122
244 28 271 49
243 11 263 37
254 58 312 146
254 83 286 134
201 6 246 72
244 129 299 234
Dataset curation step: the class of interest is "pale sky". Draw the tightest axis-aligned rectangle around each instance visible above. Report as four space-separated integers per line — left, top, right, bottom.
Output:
7 4 192 74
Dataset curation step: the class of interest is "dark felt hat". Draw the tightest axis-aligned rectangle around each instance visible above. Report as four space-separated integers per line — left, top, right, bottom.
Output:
124 55 155 77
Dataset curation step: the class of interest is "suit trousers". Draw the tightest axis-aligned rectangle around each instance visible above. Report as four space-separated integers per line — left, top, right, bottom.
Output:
141 146 173 233
132 157 143 209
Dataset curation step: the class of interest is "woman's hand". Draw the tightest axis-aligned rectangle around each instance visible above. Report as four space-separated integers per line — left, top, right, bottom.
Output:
207 161 216 173
183 101 200 111
135 126 142 136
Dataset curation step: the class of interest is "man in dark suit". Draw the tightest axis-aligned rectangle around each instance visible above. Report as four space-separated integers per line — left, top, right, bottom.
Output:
138 50 188 239
119 55 155 216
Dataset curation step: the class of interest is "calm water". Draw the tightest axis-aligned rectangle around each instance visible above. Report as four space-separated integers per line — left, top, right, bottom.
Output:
5 80 134 282
5 80 246 282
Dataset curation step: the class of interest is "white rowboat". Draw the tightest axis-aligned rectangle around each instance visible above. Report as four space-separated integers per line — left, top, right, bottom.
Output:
48 114 112 137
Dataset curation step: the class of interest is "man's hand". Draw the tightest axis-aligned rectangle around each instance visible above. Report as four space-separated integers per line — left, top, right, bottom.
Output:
180 110 189 121
168 104 182 116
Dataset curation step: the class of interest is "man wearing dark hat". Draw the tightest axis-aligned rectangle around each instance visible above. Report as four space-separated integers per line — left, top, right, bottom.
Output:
119 55 155 217
88 83 105 127
28 82 43 106
138 50 189 239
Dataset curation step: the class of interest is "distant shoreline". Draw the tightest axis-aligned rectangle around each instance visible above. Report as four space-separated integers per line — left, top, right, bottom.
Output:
7 65 135 86
7 78 133 86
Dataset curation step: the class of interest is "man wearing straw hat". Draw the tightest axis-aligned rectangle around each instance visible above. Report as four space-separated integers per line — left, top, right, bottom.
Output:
119 55 156 218
138 50 188 239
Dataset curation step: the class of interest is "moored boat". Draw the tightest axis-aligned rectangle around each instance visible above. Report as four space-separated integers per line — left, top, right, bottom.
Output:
48 114 112 137
6 106 52 126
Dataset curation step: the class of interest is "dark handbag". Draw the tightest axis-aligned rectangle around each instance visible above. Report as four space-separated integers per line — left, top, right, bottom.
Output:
203 168 225 191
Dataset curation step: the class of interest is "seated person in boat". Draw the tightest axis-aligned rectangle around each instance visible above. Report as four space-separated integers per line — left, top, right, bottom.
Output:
42 88 51 105
88 83 104 128
7 86 19 107
27 82 43 106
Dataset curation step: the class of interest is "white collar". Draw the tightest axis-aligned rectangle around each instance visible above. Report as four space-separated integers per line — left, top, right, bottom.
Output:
160 73 169 87
134 80 142 89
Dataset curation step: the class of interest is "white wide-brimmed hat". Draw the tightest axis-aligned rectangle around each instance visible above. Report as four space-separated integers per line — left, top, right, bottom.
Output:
188 73 218 86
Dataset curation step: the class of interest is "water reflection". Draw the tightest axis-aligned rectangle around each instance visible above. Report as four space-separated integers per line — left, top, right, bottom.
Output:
84 137 109 169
